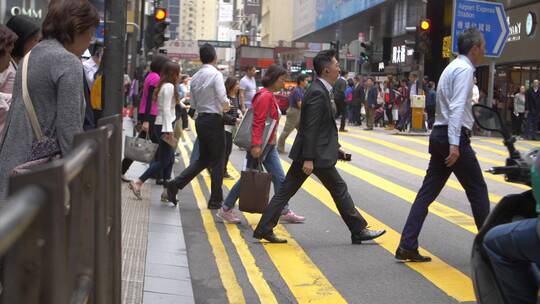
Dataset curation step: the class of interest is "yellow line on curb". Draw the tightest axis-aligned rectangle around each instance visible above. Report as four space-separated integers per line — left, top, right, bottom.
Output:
179 137 278 304
280 160 476 302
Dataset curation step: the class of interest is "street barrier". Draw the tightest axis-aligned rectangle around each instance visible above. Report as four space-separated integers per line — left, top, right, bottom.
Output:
0 115 122 304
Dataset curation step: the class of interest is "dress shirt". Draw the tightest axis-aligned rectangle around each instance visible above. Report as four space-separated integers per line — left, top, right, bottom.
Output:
318 77 333 94
155 83 176 133
82 57 99 88
434 55 475 145
190 64 229 114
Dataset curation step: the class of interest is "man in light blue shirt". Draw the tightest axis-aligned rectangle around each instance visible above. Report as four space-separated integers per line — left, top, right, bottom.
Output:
396 28 490 262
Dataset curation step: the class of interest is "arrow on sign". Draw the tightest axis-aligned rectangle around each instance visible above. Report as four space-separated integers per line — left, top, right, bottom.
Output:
493 5 508 56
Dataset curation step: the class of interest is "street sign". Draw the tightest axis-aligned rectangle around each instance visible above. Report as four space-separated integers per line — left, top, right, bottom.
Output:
197 40 233 48
95 21 105 43
452 0 509 57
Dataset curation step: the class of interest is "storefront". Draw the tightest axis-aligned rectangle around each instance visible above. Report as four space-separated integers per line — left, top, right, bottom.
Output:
383 34 416 80
478 2 540 125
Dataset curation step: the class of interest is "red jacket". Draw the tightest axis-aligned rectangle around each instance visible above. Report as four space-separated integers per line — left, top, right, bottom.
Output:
251 88 279 147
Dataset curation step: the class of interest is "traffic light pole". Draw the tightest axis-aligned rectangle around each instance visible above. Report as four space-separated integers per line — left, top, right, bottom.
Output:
103 0 127 117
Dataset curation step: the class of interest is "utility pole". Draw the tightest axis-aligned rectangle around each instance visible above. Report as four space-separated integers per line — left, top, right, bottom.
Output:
103 0 127 117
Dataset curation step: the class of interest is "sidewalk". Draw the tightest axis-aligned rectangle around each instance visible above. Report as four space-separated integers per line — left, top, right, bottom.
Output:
121 118 194 304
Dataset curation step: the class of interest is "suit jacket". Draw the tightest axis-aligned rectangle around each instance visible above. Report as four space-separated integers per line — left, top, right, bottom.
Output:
366 87 378 107
289 79 340 168
526 88 540 115
333 77 347 103
352 84 365 106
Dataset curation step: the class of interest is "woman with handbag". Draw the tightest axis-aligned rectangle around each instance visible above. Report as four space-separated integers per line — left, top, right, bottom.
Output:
223 76 242 179
0 0 99 199
217 65 305 224
120 54 169 182
128 61 180 202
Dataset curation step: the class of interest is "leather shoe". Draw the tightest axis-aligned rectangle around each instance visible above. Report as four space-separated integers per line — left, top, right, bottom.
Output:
260 233 287 243
164 180 179 206
351 228 386 244
395 247 432 262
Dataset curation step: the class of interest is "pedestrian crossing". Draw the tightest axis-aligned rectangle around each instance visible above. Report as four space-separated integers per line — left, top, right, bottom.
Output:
172 119 530 303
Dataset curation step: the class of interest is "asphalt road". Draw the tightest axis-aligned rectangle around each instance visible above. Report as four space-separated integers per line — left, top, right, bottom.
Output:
172 121 533 304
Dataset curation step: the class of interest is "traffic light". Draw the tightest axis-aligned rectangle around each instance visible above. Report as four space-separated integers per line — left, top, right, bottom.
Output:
417 19 431 56
360 41 372 62
152 8 170 48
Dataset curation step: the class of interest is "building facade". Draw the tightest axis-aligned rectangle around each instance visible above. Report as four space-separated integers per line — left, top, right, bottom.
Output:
260 0 293 47
179 0 218 41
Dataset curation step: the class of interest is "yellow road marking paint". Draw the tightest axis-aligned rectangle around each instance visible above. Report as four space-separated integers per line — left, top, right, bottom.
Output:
479 138 533 151
281 160 476 302
178 139 277 304
184 132 347 303
341 128 530 191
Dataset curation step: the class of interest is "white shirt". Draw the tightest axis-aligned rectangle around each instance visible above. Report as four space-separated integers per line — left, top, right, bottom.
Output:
190 64 229 114
471 85 480 104
318 77 333 94
155 83 176 133
240 75 257 106
434 55 475 145
82 57 99 87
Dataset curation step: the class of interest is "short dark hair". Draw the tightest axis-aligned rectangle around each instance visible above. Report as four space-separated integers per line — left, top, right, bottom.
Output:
313 49 336 76
261 64 287 88
340 71 347 77
347 78 354 87
458 27 484 55
42 0 100 45
245 64 256 71
150 54 169 73
6 16 39 58
296 74 307 85
199 43 216 64
0 25 18 57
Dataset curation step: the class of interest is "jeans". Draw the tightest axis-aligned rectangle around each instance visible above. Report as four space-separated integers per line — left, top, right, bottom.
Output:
223 145 289 213
483 219 540 304
139 125 175 182
224 131 233 173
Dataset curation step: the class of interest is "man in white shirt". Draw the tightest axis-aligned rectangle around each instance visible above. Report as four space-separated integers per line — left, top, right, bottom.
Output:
396 28 490 262
239 65 257 111
82 43 103 88
165 43 230 208
471 77 480 104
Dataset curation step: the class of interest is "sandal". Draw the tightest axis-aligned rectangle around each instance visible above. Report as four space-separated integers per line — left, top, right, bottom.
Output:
128 181 142 200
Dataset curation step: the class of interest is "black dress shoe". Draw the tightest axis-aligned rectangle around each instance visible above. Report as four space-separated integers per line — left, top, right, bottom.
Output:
260 233 287 244
207 202 222 209
164 180 179 206
351 228 386 244
395 247 432 262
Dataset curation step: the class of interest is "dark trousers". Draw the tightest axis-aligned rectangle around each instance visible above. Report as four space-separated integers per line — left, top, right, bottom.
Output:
527 114 539 140
399 126 490 250
139 125 175 182
121 118 159 175
385 104 393 123
181 108 189 129
224 130 233 174
349 103 362 125
336 99 347 130
253 161 368 238
426 104 436 129
512 112 525 136
170 114 225 203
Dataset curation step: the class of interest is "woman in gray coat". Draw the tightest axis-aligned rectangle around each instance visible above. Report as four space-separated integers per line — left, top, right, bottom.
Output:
0 0 99 199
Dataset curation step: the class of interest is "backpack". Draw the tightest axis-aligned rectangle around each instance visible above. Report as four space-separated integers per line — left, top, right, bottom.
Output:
90 74 103 110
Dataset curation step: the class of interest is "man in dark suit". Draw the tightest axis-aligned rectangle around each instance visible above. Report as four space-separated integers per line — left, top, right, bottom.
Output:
333 71 348 132
350 75 365 126
525 79 540 140
364 78 378 130
252 49 386 244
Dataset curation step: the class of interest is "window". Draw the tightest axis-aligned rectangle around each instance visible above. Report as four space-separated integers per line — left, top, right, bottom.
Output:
393 0 408 36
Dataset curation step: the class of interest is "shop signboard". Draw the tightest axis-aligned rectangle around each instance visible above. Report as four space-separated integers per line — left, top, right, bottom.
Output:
1 0 50 24
452 0 510 57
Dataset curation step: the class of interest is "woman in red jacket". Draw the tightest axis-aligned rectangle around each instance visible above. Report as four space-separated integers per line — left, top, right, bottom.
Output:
217 65 305 224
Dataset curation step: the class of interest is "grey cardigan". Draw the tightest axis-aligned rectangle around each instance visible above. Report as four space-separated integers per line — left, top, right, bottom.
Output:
0 39 85 199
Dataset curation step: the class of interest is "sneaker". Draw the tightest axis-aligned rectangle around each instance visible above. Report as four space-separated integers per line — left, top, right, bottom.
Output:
216 208 241 224
280 210 305 223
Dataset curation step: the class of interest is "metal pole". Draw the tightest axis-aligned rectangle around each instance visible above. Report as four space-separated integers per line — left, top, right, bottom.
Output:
103 0 127 117
487 59 495 107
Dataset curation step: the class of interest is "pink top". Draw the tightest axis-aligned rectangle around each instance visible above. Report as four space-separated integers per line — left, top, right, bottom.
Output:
139 72 160 117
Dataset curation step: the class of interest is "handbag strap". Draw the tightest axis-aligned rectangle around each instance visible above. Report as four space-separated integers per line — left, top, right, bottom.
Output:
21 51 43 140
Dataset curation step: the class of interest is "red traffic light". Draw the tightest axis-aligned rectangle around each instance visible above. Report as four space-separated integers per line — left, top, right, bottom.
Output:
154 8 168 22
420 19 431 31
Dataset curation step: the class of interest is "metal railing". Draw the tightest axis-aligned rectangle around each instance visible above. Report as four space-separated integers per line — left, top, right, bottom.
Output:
0 115 122 304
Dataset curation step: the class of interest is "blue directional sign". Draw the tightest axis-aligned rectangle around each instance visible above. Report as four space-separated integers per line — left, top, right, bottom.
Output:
95 21 105 43
452 0 509 58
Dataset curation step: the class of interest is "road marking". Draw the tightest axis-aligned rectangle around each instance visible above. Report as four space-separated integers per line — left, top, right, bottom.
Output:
183 131 347 303
479 138 533 151
341 128 530 191
178 139 277 304
279 160 476 302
